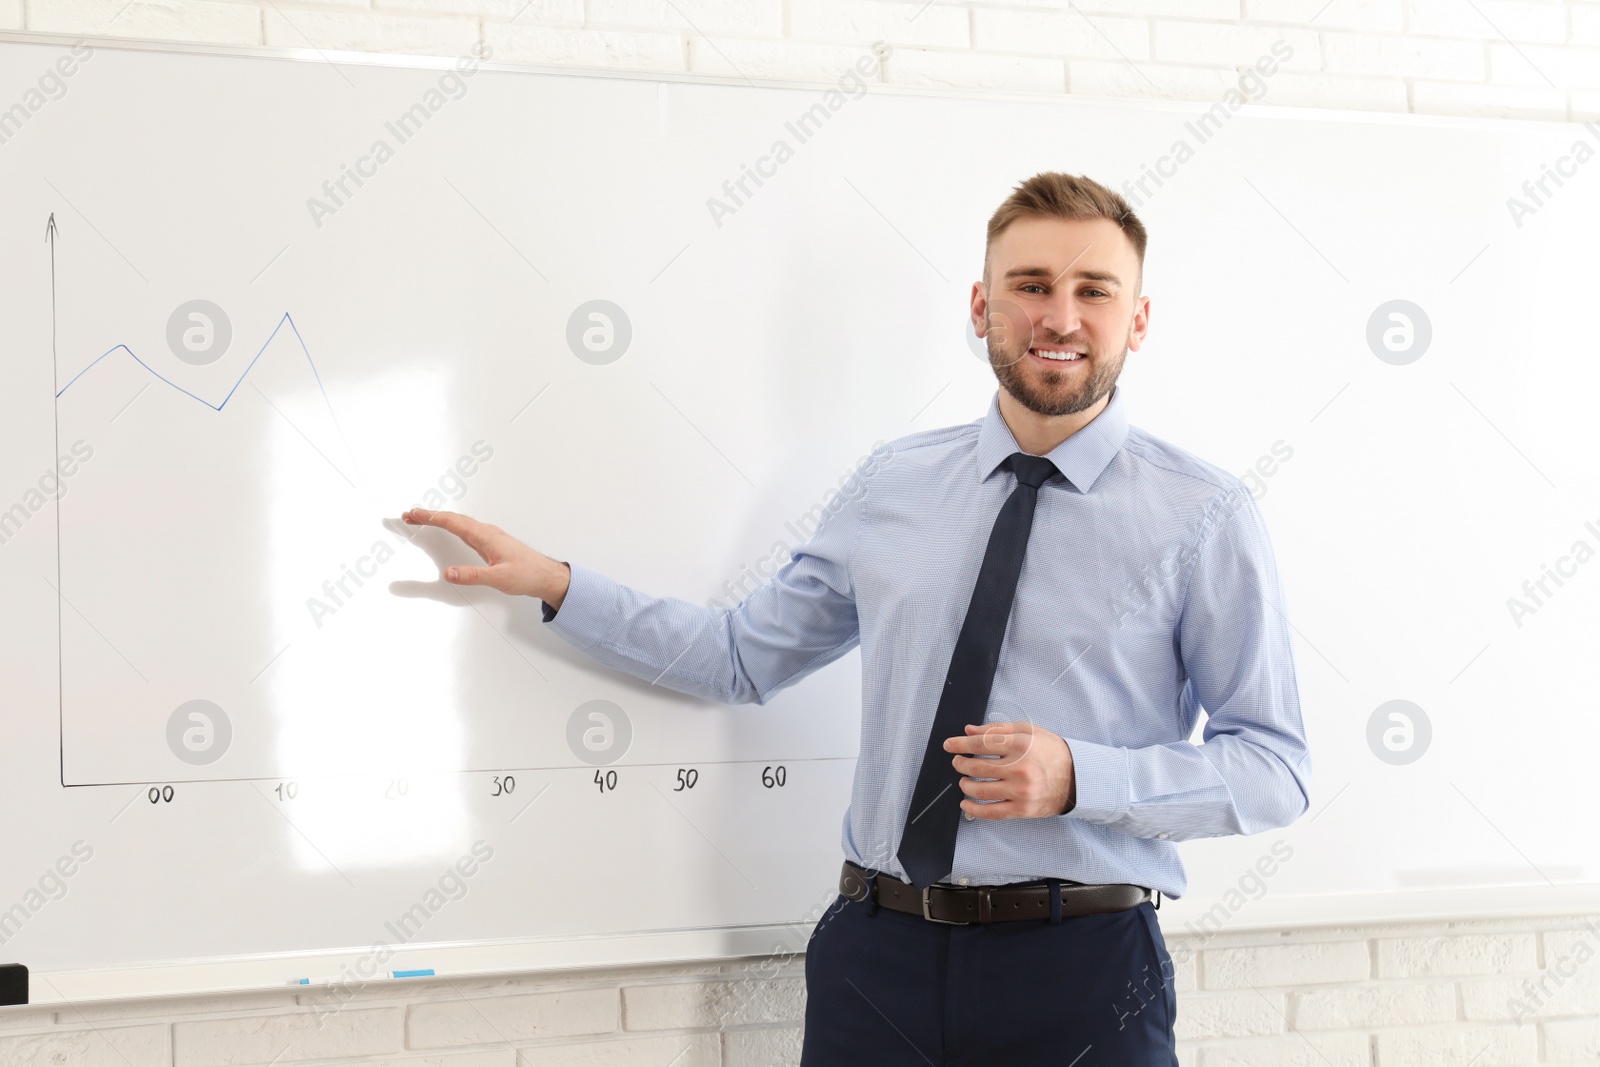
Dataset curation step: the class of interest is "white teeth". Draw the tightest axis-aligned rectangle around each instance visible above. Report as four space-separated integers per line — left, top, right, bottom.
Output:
1032 348 1084 361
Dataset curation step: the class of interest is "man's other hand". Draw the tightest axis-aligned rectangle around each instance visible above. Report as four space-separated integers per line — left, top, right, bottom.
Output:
946 721 1077 819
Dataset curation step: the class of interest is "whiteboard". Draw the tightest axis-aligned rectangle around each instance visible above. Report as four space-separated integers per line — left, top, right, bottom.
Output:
1 31 1598 1005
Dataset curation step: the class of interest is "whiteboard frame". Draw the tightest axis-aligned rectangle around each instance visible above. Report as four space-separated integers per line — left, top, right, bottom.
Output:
3 28 1598 1005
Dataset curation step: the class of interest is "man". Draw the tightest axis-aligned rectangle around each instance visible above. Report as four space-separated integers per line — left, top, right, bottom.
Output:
404 171 1311 1064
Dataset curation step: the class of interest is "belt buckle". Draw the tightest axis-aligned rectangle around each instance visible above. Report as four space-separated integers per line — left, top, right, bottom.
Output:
921 885 971 925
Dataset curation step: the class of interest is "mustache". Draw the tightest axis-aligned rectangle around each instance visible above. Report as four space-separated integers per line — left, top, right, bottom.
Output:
1028 333 1092 351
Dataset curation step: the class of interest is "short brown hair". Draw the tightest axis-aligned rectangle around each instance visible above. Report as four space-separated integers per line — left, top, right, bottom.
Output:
984 172 1148 291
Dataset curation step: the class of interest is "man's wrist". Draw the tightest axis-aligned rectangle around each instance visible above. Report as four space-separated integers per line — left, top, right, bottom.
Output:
1060 735 1077 814
540 560 573 614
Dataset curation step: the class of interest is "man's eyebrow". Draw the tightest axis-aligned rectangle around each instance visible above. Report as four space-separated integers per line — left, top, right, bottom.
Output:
1002 265 1123 288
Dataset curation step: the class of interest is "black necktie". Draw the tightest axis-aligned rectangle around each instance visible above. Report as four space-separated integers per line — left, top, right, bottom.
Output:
896 451 1060 889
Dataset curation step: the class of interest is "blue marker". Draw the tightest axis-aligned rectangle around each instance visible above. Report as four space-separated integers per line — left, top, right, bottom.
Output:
295 968 435 985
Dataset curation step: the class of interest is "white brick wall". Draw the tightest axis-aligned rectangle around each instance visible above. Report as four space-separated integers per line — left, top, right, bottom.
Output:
6 2 1600 1062
12 0 1600 121
6 913 1600 1063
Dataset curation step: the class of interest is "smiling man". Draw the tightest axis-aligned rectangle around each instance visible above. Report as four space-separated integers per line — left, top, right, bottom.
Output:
403 171 1311 1065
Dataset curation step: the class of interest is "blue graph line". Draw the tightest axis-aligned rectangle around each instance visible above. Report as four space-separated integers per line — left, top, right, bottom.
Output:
55 311 320 411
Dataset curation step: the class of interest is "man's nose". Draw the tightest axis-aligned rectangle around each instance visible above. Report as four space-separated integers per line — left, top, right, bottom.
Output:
1035 292 1084 341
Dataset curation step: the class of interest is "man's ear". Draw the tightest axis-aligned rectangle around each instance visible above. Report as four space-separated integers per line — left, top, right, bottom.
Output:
970 280 989 337
1126 294 1152 353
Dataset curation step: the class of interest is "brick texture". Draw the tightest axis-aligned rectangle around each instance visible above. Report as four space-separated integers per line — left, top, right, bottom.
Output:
4 917 1600 1065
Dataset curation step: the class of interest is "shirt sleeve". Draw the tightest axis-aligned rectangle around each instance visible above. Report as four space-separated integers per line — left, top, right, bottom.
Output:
1061 484 1312 840
536 480 866 706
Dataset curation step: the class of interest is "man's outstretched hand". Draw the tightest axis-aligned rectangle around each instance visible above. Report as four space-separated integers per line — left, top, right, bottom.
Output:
401 509 571 608
946 721 1077 819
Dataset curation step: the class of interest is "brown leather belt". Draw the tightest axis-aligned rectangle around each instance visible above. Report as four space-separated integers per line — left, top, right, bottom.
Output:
840 861 1152 925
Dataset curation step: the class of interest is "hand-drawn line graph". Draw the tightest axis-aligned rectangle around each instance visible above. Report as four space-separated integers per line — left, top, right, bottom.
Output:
55 310 330 413
53 292 364 495
44 216 334 441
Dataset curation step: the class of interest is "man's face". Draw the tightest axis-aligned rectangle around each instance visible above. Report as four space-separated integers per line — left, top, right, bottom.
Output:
971 216 1150 418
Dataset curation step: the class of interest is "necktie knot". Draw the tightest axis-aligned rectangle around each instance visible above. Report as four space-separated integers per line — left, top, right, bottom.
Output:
1006 452 1059 490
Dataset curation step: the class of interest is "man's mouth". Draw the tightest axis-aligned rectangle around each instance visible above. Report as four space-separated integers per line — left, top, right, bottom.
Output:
1028 346 1086 363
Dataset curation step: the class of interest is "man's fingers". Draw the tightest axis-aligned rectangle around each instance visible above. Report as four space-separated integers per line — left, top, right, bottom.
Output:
957 776 1009 801
404 508 475 536
944 733 1002 754
404 508 494 553
403 507 450 528
952 753 1018 776
959 798 1018 820
945 729 1034 756
445 564 495 587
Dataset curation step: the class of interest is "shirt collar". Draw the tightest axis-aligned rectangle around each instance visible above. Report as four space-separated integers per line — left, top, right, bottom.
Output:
974 384 1130 493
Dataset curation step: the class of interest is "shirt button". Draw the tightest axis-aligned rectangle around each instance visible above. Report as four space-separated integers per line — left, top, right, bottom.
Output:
1157 833 1170 840
958 877 970 886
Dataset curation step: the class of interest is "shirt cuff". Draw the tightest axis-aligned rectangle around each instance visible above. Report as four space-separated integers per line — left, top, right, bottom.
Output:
538 563 621 652
1060 737 1131 825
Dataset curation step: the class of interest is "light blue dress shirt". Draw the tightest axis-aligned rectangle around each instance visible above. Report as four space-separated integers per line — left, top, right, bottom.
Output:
542 385 1310 898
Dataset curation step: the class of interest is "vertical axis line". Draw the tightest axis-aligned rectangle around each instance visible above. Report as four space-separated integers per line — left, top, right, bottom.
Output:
49 214 66 788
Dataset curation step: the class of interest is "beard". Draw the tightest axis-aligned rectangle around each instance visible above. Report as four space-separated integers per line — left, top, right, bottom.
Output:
988 329 1127 418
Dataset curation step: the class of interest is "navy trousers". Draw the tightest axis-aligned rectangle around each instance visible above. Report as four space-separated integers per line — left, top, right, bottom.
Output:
800 890 1179 1066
